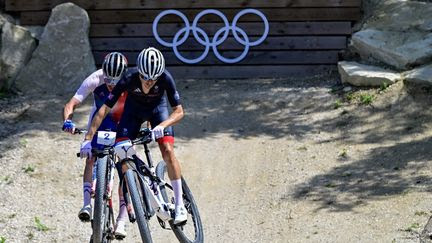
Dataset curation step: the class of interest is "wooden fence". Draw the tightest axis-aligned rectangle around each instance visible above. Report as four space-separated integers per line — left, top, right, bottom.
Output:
5 0 362 78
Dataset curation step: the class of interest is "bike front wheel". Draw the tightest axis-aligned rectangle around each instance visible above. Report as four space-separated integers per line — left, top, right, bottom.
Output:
125 169 153 243
156 161 204 243
92 156 111 243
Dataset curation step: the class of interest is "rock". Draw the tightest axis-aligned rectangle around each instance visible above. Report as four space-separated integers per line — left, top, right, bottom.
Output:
351 29 432 70
22 25 45 40
13 3 95 94
0 15 37 90
338 61 401 87
364 1 432 32
342 86 352 92
404 64 432 89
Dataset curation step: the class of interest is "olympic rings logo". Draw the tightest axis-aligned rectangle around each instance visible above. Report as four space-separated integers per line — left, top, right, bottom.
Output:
152 9 269 64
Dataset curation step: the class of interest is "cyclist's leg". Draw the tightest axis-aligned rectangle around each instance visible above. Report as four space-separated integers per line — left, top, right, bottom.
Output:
150 104 187 223
78 156 95 221
114 101 147 236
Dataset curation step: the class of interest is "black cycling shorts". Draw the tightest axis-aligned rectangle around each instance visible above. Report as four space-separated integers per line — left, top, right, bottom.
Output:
116 99 174 141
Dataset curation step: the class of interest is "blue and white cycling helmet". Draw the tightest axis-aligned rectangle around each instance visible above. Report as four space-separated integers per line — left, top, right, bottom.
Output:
137 47 165 80
102 52 128 85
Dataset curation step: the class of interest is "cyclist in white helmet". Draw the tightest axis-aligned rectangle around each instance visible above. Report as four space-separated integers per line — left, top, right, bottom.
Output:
62 52 130 238
82 47 188 225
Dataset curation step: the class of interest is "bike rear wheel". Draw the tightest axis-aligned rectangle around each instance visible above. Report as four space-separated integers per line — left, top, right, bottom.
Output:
125 169 153 243
156 161 204 243
92 156 111 243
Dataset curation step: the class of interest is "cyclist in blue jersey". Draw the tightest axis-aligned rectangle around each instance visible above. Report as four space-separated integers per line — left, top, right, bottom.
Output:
62 52 130 238
82 47 188 225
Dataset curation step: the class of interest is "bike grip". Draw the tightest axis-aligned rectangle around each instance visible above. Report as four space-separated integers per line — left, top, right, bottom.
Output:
76 152 81 158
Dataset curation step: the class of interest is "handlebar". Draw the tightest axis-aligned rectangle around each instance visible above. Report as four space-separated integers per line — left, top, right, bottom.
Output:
75 127 168 157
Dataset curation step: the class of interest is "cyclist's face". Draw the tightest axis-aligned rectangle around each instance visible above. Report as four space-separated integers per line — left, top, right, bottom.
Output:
139 74 157 89
103 78 116 91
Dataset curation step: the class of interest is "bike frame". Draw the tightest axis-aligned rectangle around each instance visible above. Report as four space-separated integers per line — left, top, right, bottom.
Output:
119 132 175 224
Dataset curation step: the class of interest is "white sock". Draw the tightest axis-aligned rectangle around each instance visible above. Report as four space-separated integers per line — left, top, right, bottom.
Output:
171 179 184 207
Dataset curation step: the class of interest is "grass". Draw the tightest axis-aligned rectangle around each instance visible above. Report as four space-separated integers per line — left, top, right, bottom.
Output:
2 176 12 185
297 146 307 151
34 217 50 232
339 148 348 158
380 82 389 91
333 99 342 109
345 92 355 102
359 93 374 105
0 236 5 243
23 165 35 173
414 211 428 216
404 222 420 232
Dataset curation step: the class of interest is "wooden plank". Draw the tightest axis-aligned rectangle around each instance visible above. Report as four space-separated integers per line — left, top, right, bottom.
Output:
7 0 361 11
90 22 352 37
20 8 361 25
93 50 340 65
167 65 337 78
90 36 347 51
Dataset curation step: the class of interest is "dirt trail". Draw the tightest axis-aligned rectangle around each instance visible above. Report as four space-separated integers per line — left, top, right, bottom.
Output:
1 74 432 242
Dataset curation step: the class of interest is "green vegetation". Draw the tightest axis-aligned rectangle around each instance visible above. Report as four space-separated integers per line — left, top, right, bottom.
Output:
345 92 355 102
359 93 374 105
26 232 34 240
34 217 50 232
23 165 35 173
414 211 428 216
404 222 420 232
333 99 342 109
0 236 6 243
297 146 307 151
380 82 389 91
2 176 12 185
339 148 348 158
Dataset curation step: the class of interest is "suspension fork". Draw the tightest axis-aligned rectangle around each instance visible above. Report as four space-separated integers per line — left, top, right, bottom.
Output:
131 155 155 218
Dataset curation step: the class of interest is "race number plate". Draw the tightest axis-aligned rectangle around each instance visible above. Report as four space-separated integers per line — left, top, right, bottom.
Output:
96 131 116 146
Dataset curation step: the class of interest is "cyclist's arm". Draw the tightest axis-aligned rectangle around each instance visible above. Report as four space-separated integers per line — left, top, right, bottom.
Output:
85 104 111 140
63 97 81 120
63 70 101 121
159 105 184 128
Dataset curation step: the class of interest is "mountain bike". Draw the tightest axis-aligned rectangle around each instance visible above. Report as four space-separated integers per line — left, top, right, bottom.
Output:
75 128 126 243
118 128 204 243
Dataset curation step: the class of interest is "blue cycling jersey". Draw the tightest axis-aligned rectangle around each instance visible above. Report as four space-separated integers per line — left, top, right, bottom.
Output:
105 68 181 109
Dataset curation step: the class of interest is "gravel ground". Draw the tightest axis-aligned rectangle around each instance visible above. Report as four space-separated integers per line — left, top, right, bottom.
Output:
1 74 432 242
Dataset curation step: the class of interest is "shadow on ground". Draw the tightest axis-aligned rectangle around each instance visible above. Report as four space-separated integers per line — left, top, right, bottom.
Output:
2 74 432 213
291 136 432 212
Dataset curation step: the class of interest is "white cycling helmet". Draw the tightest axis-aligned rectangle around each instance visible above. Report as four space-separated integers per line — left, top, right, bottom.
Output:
102 52 128 85
137 47 165 80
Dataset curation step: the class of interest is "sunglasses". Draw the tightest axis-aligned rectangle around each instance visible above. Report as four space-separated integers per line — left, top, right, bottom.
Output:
139 74 157 82
104 76 120 85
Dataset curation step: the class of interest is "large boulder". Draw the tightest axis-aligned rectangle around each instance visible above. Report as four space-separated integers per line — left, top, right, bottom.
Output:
0 14 36 90
404 64 432 90
338 61 401 87
352 29 432 70
13 3 96 94
351 1 432 70
363 0 432 32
